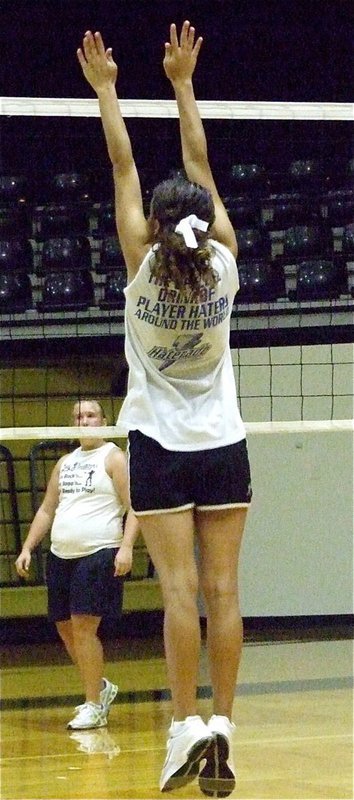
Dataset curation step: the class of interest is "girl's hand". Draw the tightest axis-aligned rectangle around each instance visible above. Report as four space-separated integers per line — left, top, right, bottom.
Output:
77 30 118 94
163 20 203 85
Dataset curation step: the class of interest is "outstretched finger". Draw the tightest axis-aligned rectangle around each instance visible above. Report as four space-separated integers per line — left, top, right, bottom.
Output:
82 31 96 61
76 48 86 68
187 25 196 51
169 23 178 49
180 19 191 49
93 31 106 56
192 35 203 59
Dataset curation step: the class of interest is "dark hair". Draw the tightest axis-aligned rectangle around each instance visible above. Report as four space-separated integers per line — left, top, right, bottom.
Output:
149 176 219 291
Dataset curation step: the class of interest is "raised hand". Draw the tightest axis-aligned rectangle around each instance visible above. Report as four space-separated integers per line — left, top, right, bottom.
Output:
163 20 203 85
77 30 117 94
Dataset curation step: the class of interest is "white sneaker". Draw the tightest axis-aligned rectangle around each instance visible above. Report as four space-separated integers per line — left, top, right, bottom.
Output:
67 701 107 730
100 678 118 714
199 715 236 797
160 715 213 792
74 678 118 716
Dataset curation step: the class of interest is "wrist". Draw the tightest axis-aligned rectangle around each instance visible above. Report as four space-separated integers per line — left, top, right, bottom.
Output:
96 83 118 99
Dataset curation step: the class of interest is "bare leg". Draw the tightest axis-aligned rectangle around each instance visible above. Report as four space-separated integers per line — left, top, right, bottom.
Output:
197 507 248 719
139 510 200 720
56 619 77 664
70 614 103 704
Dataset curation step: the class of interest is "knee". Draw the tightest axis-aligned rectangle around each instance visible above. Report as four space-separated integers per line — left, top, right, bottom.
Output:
201 575 237 608
162 573 199 611
71 615 99 642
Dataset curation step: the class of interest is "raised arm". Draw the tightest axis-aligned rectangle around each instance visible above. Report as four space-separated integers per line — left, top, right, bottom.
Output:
163 21 237 257
77 31 151 277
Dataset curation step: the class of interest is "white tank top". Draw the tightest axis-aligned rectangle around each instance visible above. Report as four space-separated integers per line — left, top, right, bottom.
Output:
51 442 125 558
116 239 246 451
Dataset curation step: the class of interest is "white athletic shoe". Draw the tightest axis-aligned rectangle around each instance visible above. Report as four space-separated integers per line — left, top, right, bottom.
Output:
198 714 236 798
67 701 107 730
74 678 118 716
159 715 213 792
100 678 118 714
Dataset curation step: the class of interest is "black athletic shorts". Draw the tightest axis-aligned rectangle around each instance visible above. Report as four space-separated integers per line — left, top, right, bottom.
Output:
128 429 252 515
46 548 124 623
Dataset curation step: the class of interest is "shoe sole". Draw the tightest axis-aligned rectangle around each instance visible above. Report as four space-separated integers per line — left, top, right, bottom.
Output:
199 733 236 798
67 719 108 730
161 736 213 792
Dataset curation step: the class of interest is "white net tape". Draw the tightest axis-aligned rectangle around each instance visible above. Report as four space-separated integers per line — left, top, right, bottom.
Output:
1 97 353 120
0 420 353 441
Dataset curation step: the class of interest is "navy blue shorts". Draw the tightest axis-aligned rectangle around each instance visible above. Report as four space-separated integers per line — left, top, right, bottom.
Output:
128 430 252 515
46 548 124 623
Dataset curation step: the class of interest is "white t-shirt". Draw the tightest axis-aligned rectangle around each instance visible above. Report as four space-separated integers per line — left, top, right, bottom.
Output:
116 239 246 450
51 442 125 558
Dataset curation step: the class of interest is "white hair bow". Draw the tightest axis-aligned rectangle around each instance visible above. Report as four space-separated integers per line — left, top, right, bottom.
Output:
174 214 209 249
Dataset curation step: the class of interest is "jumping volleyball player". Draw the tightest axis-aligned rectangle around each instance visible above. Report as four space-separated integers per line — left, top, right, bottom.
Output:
77 20 252 796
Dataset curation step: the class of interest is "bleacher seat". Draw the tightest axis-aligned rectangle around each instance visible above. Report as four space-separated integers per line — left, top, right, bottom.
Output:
262 192 321 230
236 227 272 260
99 269 127 310
282 224 333 262
230 163 268 197
38 204 91 239
236 259 286 303
0 238 34 273
0 204 32 239
0 271 33 312
287 159 326 192
52 172 90 203
97 235 124 273
39 236 92 274
37 269 95 312
225 196 261 229
93 201 116 238
323 189 354 228
289 258 348 302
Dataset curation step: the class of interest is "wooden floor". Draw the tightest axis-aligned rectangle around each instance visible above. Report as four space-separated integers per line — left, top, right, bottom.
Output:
1 624 353 800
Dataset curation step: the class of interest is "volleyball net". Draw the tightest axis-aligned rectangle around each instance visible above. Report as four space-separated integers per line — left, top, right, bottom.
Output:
0 95 353 441
0 95 353 602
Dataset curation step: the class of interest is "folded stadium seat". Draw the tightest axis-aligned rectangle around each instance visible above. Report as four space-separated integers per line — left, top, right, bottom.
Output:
0 271 33 312
282 224 333 262
236 227 272 260
97 235 124 274
0 174 28 206
262 192 321 231
37 269 95 312
322 189 354 228
287 159 327 193
99 268 127 310
224 196 261 229
0 204 32 239
39 235 92 275
288 258 348 302
0 238 34 273
38 203 91 239
92 200 116 238
229 163 268 198
341 224 354 257
236 259 286 303
52 172 90 204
